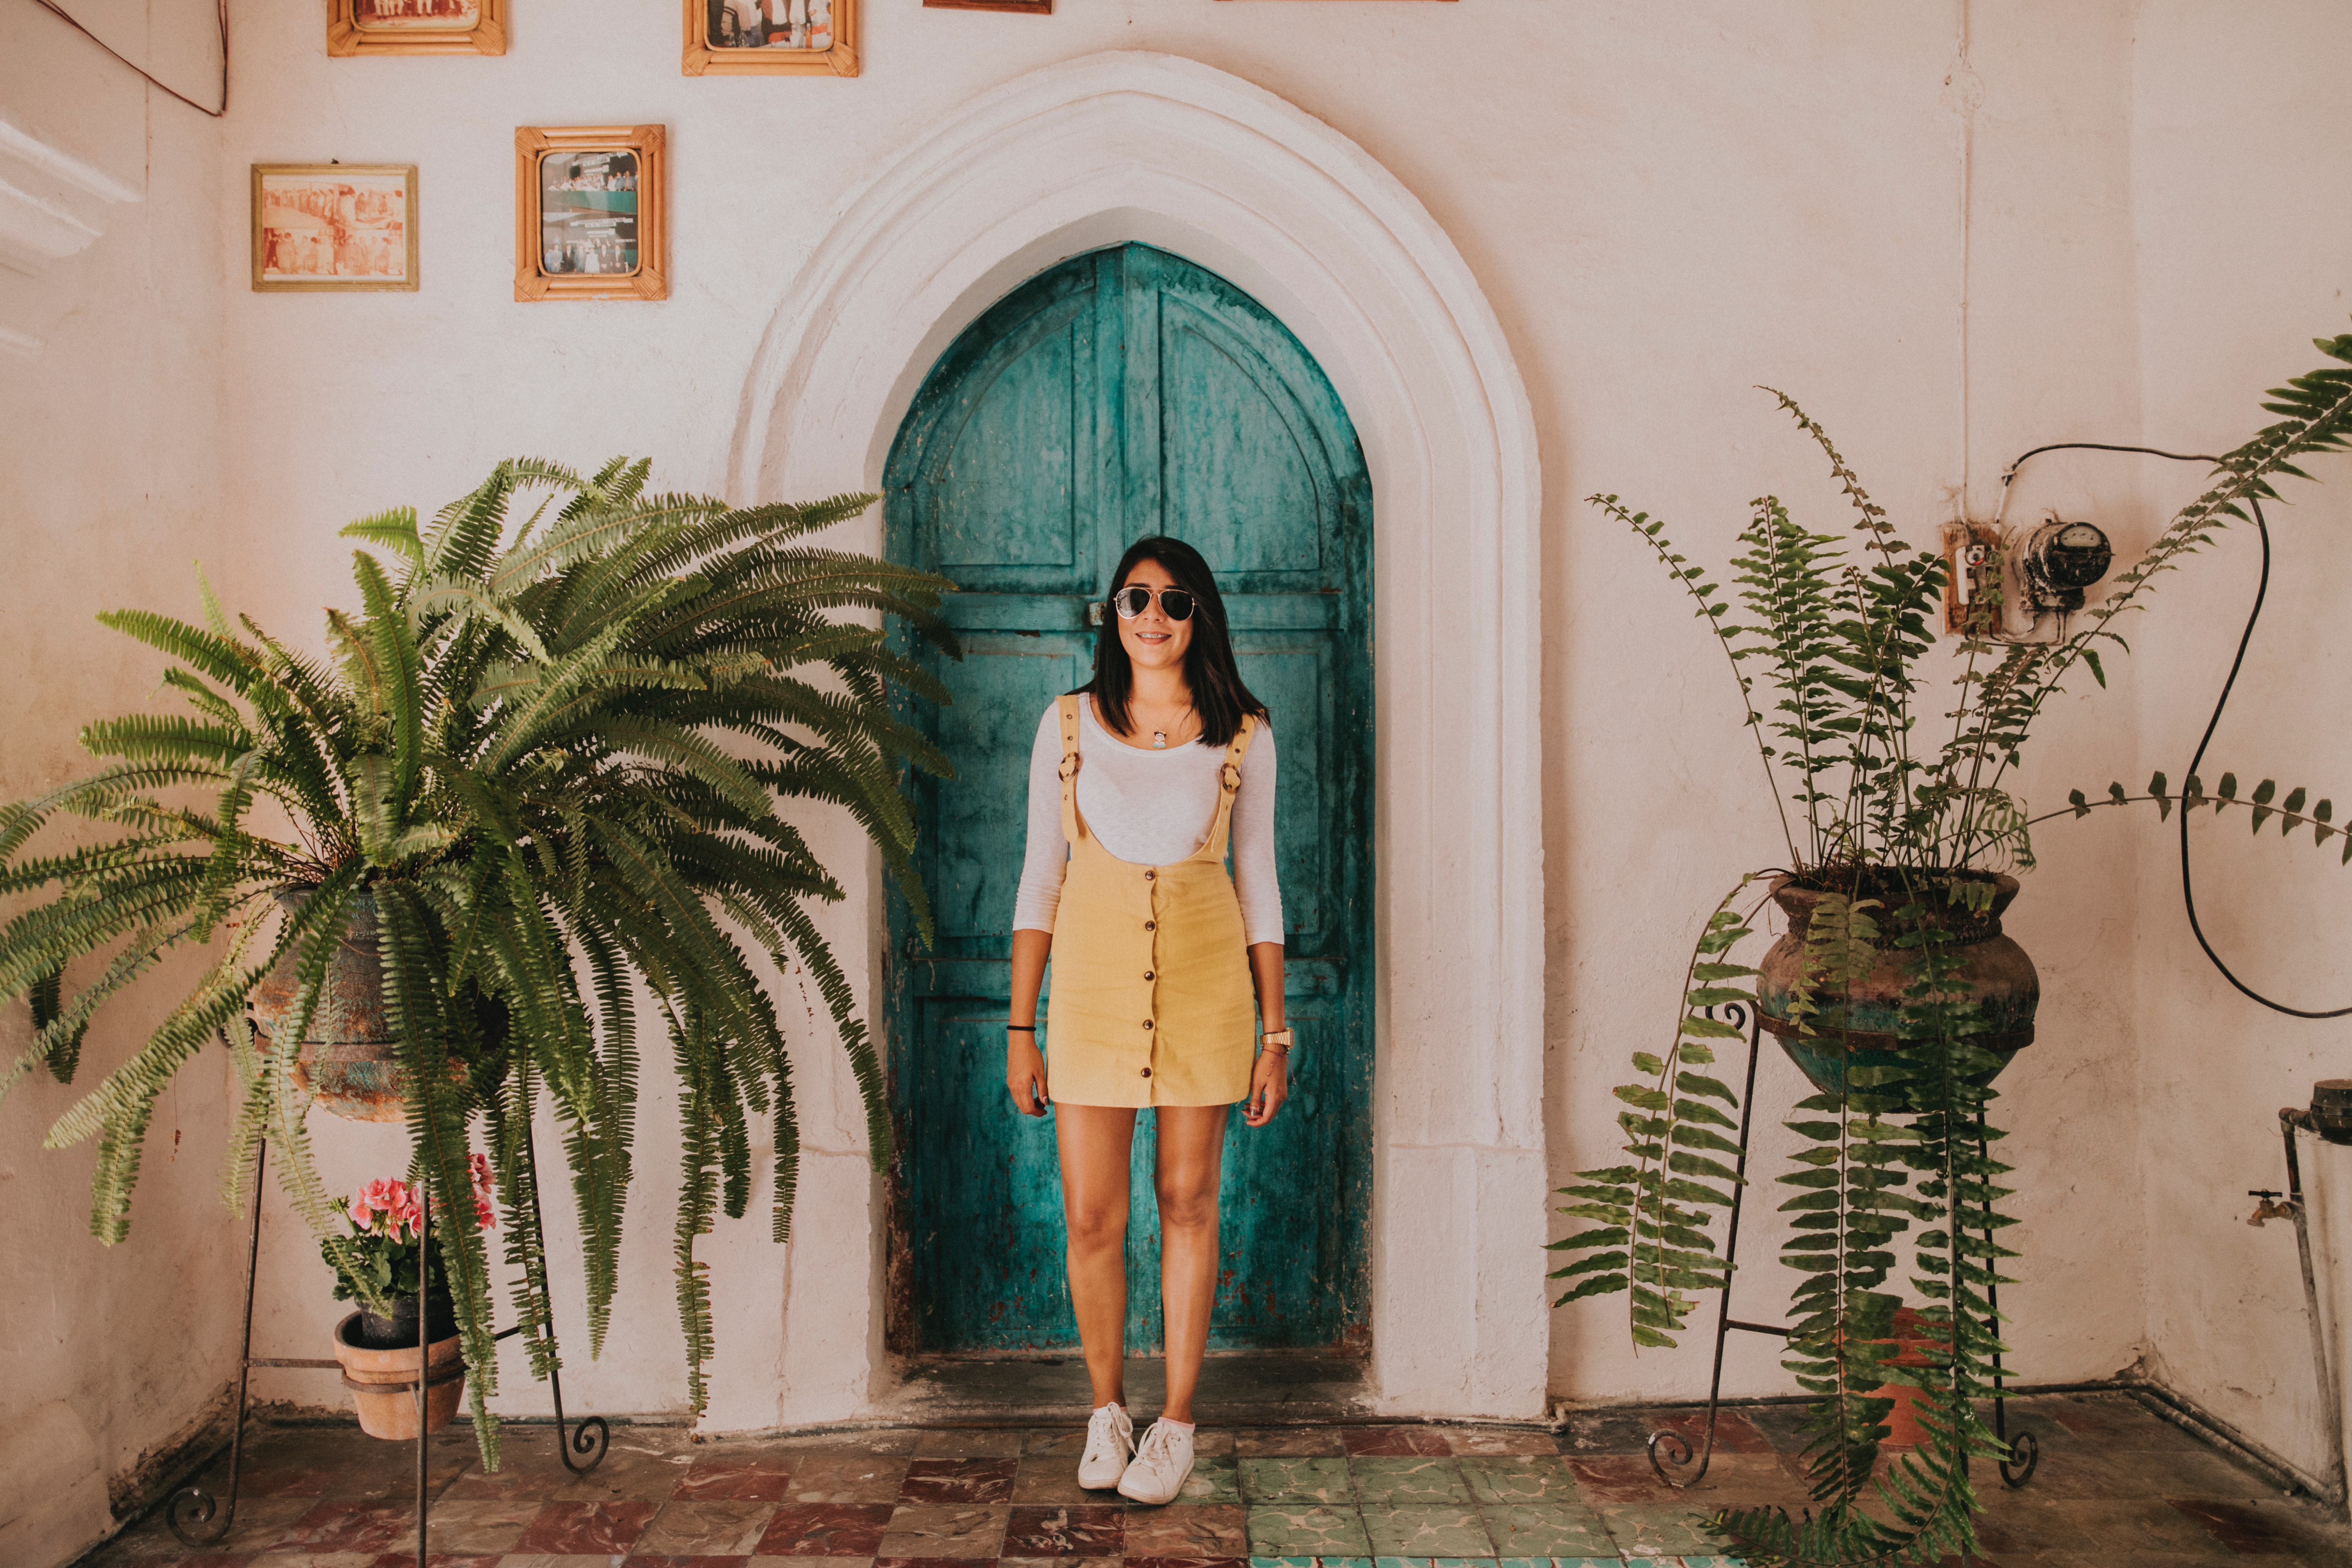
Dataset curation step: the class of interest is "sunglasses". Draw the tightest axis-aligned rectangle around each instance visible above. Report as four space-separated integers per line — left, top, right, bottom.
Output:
1111 585 1196 622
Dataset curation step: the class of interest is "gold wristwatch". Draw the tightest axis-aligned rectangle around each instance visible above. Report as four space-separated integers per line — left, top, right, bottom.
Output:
1260 1028 1294 1054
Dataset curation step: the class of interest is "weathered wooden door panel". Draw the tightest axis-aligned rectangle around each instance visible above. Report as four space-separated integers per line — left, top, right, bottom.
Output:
886 244 1373 1356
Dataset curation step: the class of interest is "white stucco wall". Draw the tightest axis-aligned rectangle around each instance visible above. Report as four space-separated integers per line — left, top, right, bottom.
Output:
2129 0 2352 1492
0 6 239 1567
9 3 2352 1559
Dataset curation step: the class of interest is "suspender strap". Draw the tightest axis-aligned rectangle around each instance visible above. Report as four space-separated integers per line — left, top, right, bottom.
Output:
1203 714 1259 857
1218 713 1258 795
1056 694 1083 845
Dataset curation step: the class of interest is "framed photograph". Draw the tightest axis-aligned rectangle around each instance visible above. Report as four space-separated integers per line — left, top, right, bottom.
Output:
251 165 418 293
924 0 1050 11
682 0 859 77
515 126 667 302
328 0 506 56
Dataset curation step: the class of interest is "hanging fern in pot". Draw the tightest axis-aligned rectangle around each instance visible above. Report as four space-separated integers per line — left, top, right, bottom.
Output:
0 458 956 1459
1552 334 2352 1564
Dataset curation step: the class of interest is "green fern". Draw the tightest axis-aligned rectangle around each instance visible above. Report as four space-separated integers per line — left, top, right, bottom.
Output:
1559 331 2352 1562
0 459 958 1452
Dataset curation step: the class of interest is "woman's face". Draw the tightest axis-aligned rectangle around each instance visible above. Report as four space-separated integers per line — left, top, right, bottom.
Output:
1117 557 1194 677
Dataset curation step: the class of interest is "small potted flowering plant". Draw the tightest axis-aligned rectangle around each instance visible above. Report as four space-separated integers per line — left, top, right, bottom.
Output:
325 1156 495 1438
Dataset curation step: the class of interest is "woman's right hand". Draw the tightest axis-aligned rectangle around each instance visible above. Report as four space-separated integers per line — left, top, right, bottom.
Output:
1007 1035 1050 1117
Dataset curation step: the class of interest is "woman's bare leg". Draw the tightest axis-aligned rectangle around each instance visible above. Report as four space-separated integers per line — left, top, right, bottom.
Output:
1056 1104 1139 1410
1154 1104 1231 1425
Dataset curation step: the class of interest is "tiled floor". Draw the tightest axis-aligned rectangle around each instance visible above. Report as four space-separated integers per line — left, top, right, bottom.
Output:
75 1392 2350 1568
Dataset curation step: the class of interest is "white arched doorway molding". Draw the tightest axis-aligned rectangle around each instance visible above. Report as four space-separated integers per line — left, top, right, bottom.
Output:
728 49 1546 1422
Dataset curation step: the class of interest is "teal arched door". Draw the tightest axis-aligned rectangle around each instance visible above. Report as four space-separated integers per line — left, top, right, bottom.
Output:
884 244 1372 1356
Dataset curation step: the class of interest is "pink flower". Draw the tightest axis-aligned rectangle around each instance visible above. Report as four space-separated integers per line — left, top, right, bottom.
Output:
474 1194 498 1230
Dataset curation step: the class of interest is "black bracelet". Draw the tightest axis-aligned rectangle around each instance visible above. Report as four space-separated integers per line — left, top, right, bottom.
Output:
1007 1023 1036 1032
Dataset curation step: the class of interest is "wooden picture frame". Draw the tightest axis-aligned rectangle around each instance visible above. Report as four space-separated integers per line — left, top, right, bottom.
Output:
682 0 859 76
924 0 1050 12
251 165 418 293
514 127 667 302
328 0 506 56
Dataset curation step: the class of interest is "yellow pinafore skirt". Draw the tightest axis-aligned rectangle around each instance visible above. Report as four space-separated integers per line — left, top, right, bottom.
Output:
1045 694 1260 1109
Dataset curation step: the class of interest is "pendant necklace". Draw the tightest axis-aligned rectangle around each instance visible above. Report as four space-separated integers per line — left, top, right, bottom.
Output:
1150 705 1193 750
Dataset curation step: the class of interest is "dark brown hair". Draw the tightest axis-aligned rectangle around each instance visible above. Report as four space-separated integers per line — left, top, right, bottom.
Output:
1080 535 1267 748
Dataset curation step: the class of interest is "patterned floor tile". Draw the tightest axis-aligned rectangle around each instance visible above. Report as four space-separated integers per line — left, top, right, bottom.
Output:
756 1502 899 1555
1127 1557 1251 1568
266 1500 413 1554
106 1495 317 1556
1350 1458 1470 1505
750 1556 878 1568
1564 1455 1672 1504
1234 1431 1349 1457
1454 1457 1579 1506
1246 1505 1374 1556
875 1502 1009 1558
1176 1455 1243 1504
1643 1409 1775 1457
1240 1458 1354 1505
676 1454 798 1501
1444 1429 1559 1456
1012 1456 1106 1505
915 1429 1025 1458
551 1439 697 1502
1358 1505 1494 1557
1595 1500 1725 1556
2171 1495 2352 1555
1342 1429 1454 1458
406 1497 538 1554
507 1498 660 1554
1025 1429 1091 1457
871 1558 994 1568
787 1454 912 1505
1478 1502 1616 1558
1002 1503 1126 1556
635 1499 785 1554
897 1458 1020 1505
1125 1501 1249 1557
316 1433 478 1502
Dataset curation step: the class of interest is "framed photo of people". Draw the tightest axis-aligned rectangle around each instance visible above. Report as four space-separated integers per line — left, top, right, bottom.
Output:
251 165 419 293
682 0 859 76
328 0 506 56
515 127 667 302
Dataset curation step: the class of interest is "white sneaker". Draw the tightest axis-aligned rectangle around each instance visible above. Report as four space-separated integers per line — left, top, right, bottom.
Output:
1116 1417 1195 1505
1077 1401 1134 1489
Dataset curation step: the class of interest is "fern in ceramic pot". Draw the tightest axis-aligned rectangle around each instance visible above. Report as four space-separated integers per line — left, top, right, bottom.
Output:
1553 336 2352 1565
0 458 956 1460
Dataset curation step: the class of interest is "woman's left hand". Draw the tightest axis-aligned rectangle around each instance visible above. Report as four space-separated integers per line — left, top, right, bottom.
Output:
1243 1047 1288 1127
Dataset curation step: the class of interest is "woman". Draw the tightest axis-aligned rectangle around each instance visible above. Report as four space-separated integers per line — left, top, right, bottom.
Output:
1006 536 1292 1505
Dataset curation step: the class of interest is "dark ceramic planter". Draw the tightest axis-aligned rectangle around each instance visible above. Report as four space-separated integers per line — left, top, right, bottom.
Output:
250 890 410 1122
349 1286 458 1350
1756 871 2039 1096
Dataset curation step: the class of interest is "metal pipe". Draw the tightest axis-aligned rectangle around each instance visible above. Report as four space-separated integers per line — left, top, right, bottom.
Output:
418 1177 430 1568
2277 1107 2347 1509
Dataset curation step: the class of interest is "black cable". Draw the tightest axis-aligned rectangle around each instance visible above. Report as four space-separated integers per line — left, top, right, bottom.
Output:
28 0 228 119
2004 442 2350 1019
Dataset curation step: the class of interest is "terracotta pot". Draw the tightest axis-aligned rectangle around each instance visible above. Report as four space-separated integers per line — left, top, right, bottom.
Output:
333 1311 466 1439
1870 1307 1948 1449
1755 871 2038 1096
253 891 409 1122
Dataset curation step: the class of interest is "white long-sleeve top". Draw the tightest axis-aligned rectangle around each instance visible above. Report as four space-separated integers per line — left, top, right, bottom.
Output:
1012 695 1284 946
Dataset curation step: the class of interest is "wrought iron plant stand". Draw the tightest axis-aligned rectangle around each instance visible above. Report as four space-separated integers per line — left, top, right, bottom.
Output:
165 1119 608 1563
1644 1002 2042 1498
